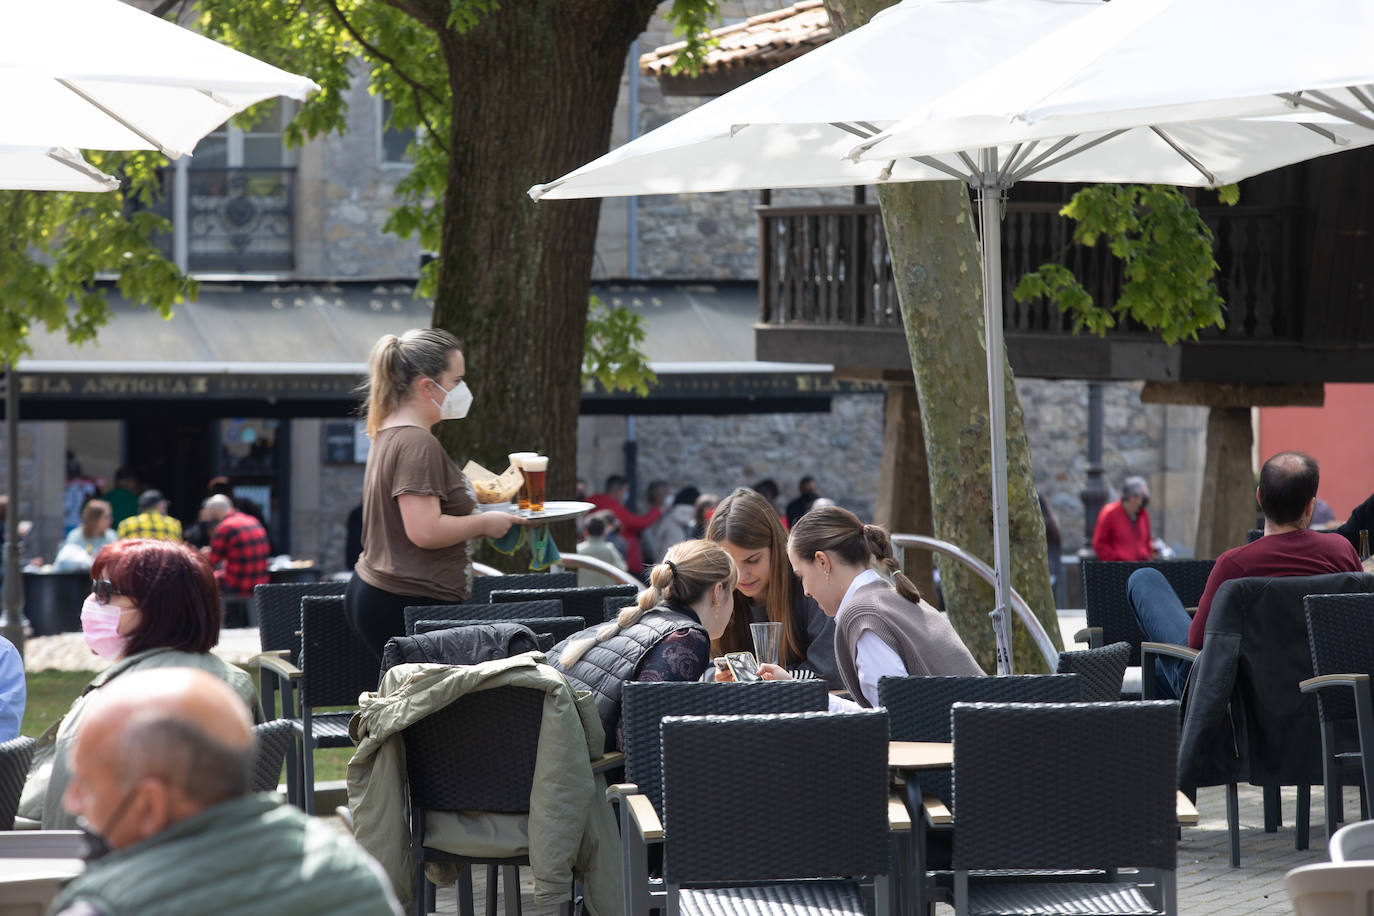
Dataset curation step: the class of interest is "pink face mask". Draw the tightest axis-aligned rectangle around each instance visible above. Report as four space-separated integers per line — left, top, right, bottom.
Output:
80 595 134 661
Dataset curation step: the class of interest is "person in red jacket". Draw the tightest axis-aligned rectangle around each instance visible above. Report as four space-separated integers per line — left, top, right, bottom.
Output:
1091 476 1153 561
587 475 662 576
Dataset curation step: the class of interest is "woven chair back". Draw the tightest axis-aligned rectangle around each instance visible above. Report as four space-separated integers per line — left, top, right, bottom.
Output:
602 594 638 623
1306 592 1374 724
254 580 348 664
951 701 1178 872
470 572 576 604
403 685 544 813
0 736 35 830
403 599 564 636
490 584 637 625
412 616 586 647
1055 641 1131 701
622 680 829 813
661 710 890 885
1081 558 1214 665
299 595 380 708
879 674 1080 804
251 719 297 794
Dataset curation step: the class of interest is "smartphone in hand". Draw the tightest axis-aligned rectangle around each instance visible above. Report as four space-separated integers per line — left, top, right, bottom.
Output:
723 651 761 683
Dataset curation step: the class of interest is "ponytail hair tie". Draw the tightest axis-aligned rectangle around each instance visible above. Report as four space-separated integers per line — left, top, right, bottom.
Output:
665 559 679 580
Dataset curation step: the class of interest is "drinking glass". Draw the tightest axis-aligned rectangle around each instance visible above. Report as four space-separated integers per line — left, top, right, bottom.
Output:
749 621 783 667
522 455 548 512
509 452 536 511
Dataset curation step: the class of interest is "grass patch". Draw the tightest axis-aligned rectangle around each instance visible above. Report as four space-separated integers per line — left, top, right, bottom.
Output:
23 667 354 784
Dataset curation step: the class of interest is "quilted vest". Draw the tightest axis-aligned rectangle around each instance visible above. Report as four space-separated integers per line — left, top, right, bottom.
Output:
550 604 705 744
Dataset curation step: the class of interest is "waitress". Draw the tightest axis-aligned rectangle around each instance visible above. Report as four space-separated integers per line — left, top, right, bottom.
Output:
345 329 518 660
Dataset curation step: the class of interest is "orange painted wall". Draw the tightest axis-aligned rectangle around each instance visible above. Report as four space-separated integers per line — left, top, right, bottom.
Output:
1259 384 1374 521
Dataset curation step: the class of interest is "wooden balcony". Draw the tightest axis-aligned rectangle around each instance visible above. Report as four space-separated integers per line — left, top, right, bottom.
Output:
755 150 1374 384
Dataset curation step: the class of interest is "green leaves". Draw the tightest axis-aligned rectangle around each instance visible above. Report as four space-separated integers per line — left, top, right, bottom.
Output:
665 0 723 75
583 295 657 396
0 150 194 368
1013 183 1231 345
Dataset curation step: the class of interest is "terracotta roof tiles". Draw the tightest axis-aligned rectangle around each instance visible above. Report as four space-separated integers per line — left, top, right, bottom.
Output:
639 1 832 78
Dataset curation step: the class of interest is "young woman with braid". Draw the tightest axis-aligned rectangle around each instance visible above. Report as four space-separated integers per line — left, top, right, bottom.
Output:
759 506 983 707
549 539 737 749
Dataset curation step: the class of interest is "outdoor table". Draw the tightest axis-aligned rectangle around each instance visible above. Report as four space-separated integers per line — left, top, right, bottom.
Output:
889 740 953 772
0 857 84 912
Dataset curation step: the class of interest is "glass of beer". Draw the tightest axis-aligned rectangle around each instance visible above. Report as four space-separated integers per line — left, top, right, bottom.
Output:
522 455 548 513
509 452 537 511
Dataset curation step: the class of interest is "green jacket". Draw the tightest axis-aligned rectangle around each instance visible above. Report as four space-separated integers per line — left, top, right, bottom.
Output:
48 794 401 915
20 647 263 829
347 654 624 916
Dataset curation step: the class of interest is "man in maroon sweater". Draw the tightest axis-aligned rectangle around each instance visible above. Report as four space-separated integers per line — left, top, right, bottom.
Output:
1127 451 1360 698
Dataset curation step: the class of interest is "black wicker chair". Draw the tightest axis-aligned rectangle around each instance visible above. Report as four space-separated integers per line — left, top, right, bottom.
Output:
651 710 896 915
1301 591 1374 837
1056 641 1132 701
602 594 637 623
490 585 637 627
285 595 380 814
1079 558 1213 665
402 599 564 636
469 572 576 605
251 719 298 795
0 735 35 830
950 701 1178 916
413 616 586 649
251 580 349 715
402 685 573 916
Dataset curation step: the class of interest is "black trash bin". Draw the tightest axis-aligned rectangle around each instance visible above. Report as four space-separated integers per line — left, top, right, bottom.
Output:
24 569 91 636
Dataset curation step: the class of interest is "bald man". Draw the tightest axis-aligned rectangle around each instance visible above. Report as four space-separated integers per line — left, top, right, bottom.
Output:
49 668 400 916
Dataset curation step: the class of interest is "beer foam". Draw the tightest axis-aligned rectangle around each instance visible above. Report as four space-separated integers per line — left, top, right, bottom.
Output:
521 455 548 471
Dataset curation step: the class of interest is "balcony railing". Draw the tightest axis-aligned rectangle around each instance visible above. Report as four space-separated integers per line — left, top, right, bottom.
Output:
142 167 296 273
758 197 1302 343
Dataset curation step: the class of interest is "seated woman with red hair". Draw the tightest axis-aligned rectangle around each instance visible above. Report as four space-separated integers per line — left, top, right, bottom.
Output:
19 538 263 829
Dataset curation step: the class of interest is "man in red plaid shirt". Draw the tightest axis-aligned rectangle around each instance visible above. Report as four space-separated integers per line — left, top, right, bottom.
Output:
204 494 271 597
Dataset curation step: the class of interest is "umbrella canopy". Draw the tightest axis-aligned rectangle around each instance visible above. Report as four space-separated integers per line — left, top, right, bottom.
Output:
850 0 1374 175
0 0 319 159
0 146 117 192
529 0 1104 200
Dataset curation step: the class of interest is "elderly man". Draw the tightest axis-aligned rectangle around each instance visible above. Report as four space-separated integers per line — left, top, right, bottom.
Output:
50 668 400 915
1091 475 1153 561
1127 451 1360 698
114 489 181 542
203 493 271 599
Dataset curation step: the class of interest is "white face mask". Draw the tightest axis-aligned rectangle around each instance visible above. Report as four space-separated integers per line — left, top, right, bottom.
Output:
428 378 473 420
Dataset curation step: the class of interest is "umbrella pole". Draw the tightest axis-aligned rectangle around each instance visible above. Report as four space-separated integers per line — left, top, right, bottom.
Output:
1 366 22 656
976 148 1013 675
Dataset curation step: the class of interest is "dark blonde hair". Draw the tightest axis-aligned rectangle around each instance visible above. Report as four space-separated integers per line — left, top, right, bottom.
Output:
557 540 737 667
361 328 462 437
81 499 112 539
788 506 923 605
706 487 805 664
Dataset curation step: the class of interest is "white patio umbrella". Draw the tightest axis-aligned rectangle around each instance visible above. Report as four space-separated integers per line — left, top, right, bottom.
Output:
0 146 118 192
0 0 319 158
532 0 1374 671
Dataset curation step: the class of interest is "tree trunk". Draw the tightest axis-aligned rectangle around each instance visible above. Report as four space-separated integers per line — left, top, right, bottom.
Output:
873 381 936 602
1195 407 1255 558
429 1 657 510
826 0 1063 673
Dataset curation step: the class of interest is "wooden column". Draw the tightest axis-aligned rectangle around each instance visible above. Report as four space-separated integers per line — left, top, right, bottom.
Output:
874 381 936 602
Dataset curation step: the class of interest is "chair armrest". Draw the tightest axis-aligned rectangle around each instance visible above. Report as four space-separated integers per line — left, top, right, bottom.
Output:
591 751 624 774
921 794 952 827
1300 673 1370 693
252 652 302 681
1074 626 1103 648
624 793 663 841
1177 790 1199 825
888 794 911 833
1140 642 1199 664
605 782 638 802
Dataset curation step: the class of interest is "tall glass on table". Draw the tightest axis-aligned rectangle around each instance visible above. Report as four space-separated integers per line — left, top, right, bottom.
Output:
509 452 537 511
749 621 782 667
522 455 548 513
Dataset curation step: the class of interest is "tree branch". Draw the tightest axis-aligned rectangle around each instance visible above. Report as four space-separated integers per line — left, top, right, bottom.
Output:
322 0 449 154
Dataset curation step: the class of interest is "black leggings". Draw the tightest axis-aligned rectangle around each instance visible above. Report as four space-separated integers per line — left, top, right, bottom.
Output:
344 573 449 661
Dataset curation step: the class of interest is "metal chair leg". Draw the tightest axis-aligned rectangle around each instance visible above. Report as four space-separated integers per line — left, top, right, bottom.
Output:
1263 784 1280 832
502 865 521 916
457 867 476 916
485 866 498 916
1297 784 1311 850
1227 783 1240 868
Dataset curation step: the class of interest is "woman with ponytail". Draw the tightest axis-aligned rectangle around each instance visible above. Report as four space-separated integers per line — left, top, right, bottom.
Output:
346 329 519 660
761 506 982 707
549 539 737 749
706 487 841 687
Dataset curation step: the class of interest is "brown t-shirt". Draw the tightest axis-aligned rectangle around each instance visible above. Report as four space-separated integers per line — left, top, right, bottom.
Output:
354 425 476 601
